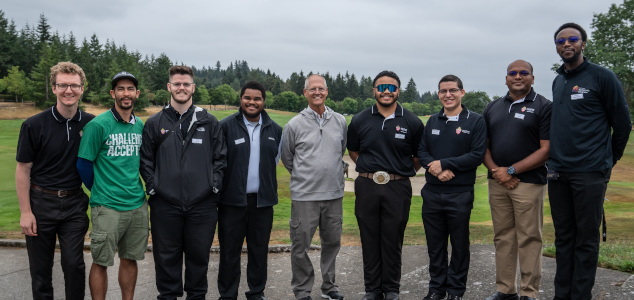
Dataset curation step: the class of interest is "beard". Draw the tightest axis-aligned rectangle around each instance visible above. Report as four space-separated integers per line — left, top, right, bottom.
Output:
171 91 192 104
242 104 262 119
560 48 582 64
375 93 398 107
115 96 135 110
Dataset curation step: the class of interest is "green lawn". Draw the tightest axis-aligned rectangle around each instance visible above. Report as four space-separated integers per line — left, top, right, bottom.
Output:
1 109 633 272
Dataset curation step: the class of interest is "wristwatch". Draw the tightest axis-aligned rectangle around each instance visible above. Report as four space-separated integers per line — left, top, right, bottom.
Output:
507 166 516 176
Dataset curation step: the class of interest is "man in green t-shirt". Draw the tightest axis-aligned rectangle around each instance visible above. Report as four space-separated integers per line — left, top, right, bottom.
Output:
77 71 148 300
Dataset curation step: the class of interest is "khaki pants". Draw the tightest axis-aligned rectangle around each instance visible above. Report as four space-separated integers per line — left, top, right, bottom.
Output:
488 179 546 298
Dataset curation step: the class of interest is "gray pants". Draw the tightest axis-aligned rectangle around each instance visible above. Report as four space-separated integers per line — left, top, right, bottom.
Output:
290 198 343 299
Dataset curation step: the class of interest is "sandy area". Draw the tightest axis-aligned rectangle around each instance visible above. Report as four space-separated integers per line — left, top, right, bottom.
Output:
343 155 427 196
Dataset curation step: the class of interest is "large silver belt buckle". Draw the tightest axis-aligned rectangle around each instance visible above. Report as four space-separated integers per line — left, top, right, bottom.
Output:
373 171 390 184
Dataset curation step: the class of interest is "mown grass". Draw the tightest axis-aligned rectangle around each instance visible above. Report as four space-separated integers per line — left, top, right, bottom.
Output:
543 242 634 273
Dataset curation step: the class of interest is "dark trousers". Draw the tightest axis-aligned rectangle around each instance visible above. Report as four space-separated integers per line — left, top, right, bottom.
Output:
421 188 473 297
26 186 89 300
354 177 411 293
218 194 274 300
548 169 610 300
150 196 218 300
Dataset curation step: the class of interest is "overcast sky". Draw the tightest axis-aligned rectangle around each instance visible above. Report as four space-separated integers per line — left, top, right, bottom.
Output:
2 0 620 99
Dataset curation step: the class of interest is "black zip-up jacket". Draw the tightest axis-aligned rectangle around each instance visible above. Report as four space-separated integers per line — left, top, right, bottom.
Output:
418 105 487 193
140 105 227 210
219 109 283 207
550 57 632 172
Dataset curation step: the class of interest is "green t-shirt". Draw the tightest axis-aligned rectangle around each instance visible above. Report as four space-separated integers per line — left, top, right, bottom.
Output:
78 110 145 211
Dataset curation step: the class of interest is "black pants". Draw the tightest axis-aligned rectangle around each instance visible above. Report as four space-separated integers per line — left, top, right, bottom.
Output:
26 187 89 300
548 169 610 300
421 188 473 297
218 194 274 300
150 196 218 300
354 177 411 293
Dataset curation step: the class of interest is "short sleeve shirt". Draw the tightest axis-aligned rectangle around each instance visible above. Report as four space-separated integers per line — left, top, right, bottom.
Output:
347 104 424 177
16 105 95 190
483 88 552 184
78 107 145 211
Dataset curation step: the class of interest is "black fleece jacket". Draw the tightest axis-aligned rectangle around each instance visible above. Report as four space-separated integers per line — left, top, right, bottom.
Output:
418 105 487 193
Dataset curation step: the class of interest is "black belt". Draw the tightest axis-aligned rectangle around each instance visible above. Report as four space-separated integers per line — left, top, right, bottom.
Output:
247 193 257 198
31 184 82 197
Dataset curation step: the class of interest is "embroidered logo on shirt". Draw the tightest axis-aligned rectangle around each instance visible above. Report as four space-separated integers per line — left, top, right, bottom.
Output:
521 106 526 112
456 127 462 134
573 85 590 94
79 130 83 137
161 128 165 134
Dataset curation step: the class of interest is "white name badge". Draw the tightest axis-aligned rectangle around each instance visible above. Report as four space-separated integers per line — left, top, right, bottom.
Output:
395 133 405 139
514 113 525 120
235 138 245 145
432 129 440 135
571 94 584 100
192 138 202 144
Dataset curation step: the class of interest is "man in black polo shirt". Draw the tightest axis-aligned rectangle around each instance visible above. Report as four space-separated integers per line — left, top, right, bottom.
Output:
482 60 551 300
549 23 631 300
217 81 283 300
16 61 95 299
347 70 424 300
418 75 486 300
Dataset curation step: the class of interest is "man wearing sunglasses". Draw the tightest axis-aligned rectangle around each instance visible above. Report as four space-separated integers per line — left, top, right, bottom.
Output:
347 71 424 300
140 65 227 299
481 60 551 300
417 75 486 300
549 23 631 300
16 62 95 300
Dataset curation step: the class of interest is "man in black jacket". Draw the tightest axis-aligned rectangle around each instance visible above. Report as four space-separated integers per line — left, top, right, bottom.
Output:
217 81 283 300
549 23 631 300
418 75 487 300
140 65 227 300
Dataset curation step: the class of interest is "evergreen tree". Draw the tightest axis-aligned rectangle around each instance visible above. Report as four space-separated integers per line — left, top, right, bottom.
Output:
401 78 419 103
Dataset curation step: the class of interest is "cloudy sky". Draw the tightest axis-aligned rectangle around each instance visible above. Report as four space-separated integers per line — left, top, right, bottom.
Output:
2 0 619 99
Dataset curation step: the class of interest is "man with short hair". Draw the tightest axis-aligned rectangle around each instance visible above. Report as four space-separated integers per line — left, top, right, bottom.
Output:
217 80 283 300
77 71 147 300
549 22 631 300
16 61 94 300
281 74 347 300
140 65 227 299
347 71 425 300
418 75 486 300
482 60 551 300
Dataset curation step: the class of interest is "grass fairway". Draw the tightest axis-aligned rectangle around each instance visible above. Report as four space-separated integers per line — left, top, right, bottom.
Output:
1 108 633 272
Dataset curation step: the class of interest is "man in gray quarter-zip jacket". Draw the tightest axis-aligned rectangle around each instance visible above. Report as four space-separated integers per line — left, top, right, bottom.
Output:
281 74 347 300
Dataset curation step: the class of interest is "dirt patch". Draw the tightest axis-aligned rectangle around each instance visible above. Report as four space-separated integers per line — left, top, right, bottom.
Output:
0 103 42 119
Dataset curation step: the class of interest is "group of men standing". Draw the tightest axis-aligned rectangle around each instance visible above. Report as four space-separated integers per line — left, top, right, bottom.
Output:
15 21 631 300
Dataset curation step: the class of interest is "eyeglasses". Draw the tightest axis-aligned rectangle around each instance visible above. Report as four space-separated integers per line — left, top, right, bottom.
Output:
307 87 326 93
375 84 398 93
56 84 83 91
170 82 193 88
555 36 580 45
438 88 462 95
508 70 531 77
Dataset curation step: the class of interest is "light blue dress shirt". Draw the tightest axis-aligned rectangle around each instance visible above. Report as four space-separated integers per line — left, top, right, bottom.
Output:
243 114 283 194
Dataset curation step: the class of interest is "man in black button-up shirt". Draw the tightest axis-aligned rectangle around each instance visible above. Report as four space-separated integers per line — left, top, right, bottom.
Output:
482 60 551 300
347 71 424 300
16 62 94 300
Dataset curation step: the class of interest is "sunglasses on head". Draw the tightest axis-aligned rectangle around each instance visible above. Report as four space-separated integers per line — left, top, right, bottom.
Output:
376 84 398 93
555 36 580 45
508 70 531 77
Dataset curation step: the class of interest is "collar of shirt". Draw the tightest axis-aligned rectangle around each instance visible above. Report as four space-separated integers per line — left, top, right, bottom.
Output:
309 105 327 121
51 104 82 122
110 105 136 124
371 103 404 118
438 104 470 121
166 104 194 120
557 56 590 76
243 113 262 128
505 88 537 113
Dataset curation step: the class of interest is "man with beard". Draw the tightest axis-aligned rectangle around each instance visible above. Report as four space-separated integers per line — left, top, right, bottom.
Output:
482 60 551 300
17 62 94 299
548 23 631 300
347 71 424 300
77 71 147 300
281 74 347 300
417 75 486 300
140 65 227 299
217 81 283 300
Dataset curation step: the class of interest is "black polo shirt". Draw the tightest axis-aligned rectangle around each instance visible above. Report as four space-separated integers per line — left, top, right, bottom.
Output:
16 104 95 190
482 88 552 184
347 103 424 177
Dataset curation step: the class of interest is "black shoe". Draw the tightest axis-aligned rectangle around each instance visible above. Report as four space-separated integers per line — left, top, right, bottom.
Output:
485 292 519 300
322 291 345 300
384 292 399 300
249 296 268 300
447 295 463 300
423 292 447 300
361 292 383 300
519 297 536 300
299 297 312 300
219 298 234 300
